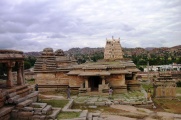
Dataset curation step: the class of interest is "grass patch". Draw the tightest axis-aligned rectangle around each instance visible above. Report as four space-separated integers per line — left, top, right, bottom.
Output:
57 112 80 119
154 99 181 114
40 99 68 108
26 78 35 85
176 87 181 94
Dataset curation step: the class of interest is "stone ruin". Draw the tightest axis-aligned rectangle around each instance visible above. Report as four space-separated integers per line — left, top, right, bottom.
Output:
153 72 176 98
34 38 141 95
0 50 61 120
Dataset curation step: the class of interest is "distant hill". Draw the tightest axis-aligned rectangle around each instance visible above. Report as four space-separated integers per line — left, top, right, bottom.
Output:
24 45 181 58
24 52 41 57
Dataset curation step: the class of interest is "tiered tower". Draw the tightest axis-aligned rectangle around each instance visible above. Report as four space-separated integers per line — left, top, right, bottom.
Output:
104 37 123 60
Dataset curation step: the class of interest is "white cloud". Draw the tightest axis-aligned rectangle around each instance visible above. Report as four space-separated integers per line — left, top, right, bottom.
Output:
0 0 180 51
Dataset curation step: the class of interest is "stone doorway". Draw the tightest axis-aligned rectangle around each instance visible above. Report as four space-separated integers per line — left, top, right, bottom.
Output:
88 76 102 91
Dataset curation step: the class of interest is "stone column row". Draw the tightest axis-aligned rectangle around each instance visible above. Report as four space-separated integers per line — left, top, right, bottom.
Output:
6 61 24 87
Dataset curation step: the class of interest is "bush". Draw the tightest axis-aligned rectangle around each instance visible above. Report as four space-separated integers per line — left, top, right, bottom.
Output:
176 81 181 87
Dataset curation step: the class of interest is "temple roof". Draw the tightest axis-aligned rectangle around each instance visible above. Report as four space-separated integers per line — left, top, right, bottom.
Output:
0 49 24 60
79 71 110 76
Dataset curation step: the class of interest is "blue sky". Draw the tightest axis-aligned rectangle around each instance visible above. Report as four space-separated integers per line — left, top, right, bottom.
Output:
0 0 181 52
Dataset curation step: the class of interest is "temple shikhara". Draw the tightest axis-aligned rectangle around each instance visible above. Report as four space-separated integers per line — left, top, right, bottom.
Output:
34 37 140 94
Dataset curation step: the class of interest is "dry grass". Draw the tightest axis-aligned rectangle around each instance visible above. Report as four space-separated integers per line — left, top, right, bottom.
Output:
57 112 80 119
154 99 181 114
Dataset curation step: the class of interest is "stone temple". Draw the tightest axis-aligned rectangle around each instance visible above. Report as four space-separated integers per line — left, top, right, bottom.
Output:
0 49 63 119
34 37 140 94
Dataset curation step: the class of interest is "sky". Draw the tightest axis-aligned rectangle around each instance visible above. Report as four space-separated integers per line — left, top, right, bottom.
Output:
0 0 181 52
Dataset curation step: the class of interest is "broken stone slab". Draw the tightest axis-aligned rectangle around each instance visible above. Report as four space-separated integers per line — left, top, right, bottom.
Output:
22 107 34 112
131 101 143 105
18 116 32 120
42 105 52 115
113 101 120 104
15 84 29 91
34 111 42 115
16 87 31 96
87 113 92 120
86 101 95 105
32 115 46 120
121 101 130 105
92 113 101 117
0 113 10 120
73 117 86 120
11 109 18 119
17 111 34 117
8 95 20 103
0 102 4 108
79 110 88 118
93 117 98 120
0 106 14 117
88 106 97 109
63 99 73 110
14 96 27 104
17 99 33 108
105 101 112 106
94 102 105 106
7 92 17 98
47 108 61 120
26 91 39 99
32 103 47 114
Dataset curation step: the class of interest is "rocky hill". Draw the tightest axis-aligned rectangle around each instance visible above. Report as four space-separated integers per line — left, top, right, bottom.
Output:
24 45 181 58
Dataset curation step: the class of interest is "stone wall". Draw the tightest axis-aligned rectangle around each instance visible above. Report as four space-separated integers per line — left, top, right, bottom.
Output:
107 75 125 86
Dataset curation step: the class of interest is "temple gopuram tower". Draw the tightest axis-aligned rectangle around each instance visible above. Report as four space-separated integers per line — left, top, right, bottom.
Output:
104 37 123 60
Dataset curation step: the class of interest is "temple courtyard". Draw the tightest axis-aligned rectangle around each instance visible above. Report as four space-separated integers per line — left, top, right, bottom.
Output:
38 86 181 120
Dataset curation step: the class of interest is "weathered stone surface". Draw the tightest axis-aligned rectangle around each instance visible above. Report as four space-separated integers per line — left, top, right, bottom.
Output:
92 113 101 117
42 105 52 114
0 113 10 120
86 101 95 105
22 107 34 112
17 99 33 108
93 117 98 120
0 106 14 117
18 111 34 117
26 91 39 99
14 96 27 104
79 110 88 118
113 101 120 104
32 115 46 120
7 92 17 98
94 102 105 106
47 108 61 119
11 109 18 118
8 95 20 103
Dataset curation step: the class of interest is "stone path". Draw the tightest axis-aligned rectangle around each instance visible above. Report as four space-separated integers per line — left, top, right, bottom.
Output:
74 90 150 107
39 94 65 100
102 115 136 120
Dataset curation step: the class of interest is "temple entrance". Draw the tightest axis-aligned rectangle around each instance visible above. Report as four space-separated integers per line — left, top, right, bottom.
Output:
88 76 102 91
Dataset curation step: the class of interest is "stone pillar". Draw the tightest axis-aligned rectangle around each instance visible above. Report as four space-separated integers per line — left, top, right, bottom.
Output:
85 78 88 88
102 76 105 85
133 74 136 80
17 61 24 85
6 61 15 87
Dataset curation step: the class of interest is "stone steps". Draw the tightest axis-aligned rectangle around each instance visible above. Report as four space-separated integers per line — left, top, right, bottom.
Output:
17 99 33 108
42 105 52 115
0 106 14 119
47 108 61 119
